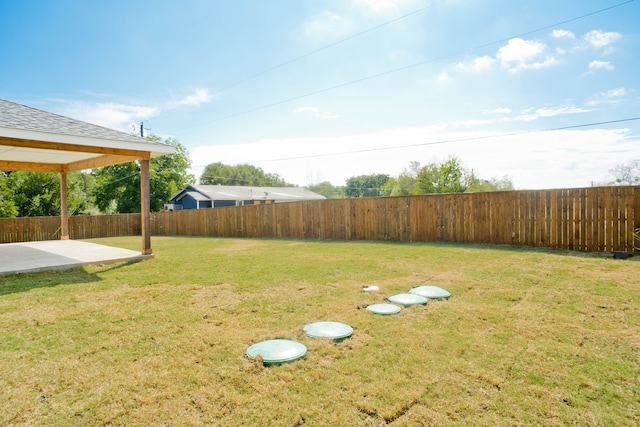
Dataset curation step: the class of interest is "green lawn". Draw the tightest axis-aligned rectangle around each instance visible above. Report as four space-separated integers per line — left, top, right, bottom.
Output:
1 236 638 426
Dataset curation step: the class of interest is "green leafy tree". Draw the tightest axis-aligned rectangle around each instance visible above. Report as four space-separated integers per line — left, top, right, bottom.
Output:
93 136 195 213
71 171 97 214
344 174 390 198
93 162 139 213
8 171 59 217
466 174 514 192
0 172 18 217
381 161 421 196
6 171 97 217
416 157 467 194
200 162 291 186
306 181 345 199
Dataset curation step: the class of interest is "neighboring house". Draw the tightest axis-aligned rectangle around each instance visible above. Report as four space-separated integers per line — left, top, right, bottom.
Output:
167 185 325 210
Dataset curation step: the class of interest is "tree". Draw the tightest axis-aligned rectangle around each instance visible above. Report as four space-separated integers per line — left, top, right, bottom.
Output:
381 161 421 196
416 157 467 194
344 174 390 198
93 136 195 213
466 174 514 192
71 171 97 214
2 171 95 217
0 172 18 217
306 181 345 199
8 171 60 217
609 159 640 185
199 162 291 186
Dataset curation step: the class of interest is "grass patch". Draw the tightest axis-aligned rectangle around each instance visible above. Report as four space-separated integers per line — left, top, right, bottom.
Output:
1 236 638 425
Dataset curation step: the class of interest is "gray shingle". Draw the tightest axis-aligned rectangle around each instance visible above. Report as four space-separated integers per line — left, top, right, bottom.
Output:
0 98 157 145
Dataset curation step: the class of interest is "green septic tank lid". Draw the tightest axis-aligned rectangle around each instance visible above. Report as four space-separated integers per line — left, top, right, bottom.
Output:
366 303 401 315
409 285 451 299
246 339 307 365
304 321 353 340
387 293 428 307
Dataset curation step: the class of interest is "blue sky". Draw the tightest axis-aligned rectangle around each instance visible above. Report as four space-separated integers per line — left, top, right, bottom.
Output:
1 0 638 189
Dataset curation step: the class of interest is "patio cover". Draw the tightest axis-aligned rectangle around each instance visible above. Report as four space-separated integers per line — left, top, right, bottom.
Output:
0 98 175 254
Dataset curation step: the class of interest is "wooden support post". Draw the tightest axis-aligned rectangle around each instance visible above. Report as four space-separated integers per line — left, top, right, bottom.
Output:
60 171 69 240
140 159 152 255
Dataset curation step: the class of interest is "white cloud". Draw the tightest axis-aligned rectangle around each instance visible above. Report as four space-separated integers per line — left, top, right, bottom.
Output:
588 60 614 70
603 87 629 98
497 38 544 63
62 102 160 131
172 88 213 107
515 106 591 122
58 88 212 132
293 106 319 114
534 106 591 117
552 29 576 39
456 55 496 71
584 30 621 49
586 87 631 106
497 38 558 72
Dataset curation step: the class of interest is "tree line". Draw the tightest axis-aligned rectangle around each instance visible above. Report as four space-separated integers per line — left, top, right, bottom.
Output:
0 136 637 218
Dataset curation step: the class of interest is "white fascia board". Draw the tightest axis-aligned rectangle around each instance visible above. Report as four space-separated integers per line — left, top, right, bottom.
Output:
0 126 175 157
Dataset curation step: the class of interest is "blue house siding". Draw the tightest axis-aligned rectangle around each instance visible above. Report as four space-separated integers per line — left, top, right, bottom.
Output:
175 195 212 210
214 200 236 208
176 197 197 210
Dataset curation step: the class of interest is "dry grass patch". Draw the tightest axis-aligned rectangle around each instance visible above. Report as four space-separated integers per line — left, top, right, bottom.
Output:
0 237 638 426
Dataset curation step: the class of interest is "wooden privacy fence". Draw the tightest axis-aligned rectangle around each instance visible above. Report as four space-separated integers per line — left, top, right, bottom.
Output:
1 186 638 253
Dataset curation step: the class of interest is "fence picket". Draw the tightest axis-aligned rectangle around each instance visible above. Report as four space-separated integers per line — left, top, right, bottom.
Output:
1 186 638 253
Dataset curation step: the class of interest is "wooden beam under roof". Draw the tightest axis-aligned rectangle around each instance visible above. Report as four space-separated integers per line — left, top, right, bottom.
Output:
0 160 64 172
64 153 147 172
0 136 151 158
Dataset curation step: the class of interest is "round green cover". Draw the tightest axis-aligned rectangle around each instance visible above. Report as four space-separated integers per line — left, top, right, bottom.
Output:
246 339 307 365
409 285 451 299
388 293 428 306
304 321 353 339
366 303 401 315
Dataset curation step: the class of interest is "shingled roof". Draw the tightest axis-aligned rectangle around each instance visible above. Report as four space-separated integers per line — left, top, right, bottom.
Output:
172 185 326 203
0 98 151 144
0 98 174 172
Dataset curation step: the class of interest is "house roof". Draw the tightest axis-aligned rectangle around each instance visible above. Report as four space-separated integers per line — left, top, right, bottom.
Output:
0 98 175 172
172 185 326 203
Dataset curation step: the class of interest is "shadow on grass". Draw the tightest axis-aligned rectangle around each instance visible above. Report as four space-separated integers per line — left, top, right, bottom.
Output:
0 260 146 296
0 268 103 296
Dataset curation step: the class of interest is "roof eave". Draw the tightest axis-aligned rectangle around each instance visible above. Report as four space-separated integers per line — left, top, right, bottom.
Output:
0 126 175 157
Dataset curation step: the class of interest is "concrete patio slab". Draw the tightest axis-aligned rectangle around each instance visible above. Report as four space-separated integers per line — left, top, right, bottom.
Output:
0 240 150 276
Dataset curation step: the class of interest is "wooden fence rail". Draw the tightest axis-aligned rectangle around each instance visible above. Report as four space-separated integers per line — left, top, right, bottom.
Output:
1 186 638 253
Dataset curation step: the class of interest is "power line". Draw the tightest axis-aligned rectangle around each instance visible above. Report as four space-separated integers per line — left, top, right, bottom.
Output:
172 0 447 133
174 0 635 132
216 0 449 93
240 117 640 164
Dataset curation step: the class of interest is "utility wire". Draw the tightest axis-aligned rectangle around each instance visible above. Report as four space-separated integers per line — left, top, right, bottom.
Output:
174 0 635 132
241 117 640 164
216 0 449 93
